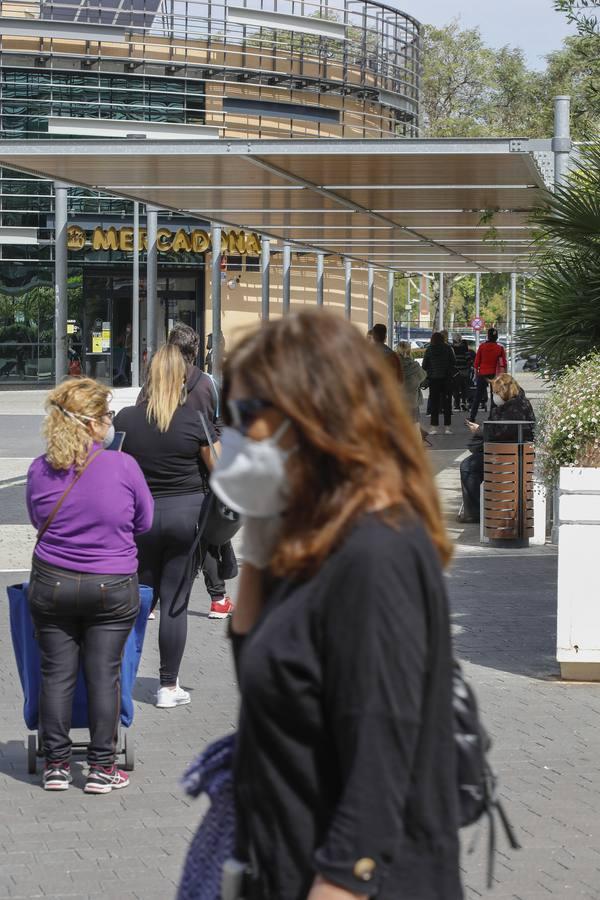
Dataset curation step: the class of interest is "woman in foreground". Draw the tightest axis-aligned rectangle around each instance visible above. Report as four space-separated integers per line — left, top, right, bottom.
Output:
211 310 463 900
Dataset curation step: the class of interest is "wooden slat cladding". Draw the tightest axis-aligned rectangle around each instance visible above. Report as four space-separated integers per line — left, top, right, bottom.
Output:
483 442 535 542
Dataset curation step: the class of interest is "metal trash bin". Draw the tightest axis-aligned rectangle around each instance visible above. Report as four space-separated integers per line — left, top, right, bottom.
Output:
482 421 535 546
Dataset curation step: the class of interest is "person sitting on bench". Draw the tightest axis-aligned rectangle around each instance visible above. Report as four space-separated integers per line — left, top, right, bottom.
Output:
458 374 535 524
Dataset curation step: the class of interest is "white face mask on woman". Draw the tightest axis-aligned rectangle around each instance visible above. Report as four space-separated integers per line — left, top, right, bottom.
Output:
210 420 295 518
492 393 505 407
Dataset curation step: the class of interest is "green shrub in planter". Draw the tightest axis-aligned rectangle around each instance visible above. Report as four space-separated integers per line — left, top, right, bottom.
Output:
537 352 600 484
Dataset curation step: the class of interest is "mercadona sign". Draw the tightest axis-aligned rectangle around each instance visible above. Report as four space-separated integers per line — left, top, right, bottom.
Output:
67 225 262 255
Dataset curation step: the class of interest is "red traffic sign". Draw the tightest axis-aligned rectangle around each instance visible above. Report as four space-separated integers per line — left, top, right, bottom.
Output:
471 317 484 331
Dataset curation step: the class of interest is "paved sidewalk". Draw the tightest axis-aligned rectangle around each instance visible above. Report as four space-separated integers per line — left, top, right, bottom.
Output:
2 377 600 900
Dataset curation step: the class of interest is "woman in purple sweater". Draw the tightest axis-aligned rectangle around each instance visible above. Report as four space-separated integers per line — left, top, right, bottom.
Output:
26 378 153 793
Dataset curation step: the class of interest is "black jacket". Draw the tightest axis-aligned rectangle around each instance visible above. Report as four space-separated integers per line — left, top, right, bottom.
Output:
453 342 474 376
231 516 462 900
423 344 456 381
468 390 535 454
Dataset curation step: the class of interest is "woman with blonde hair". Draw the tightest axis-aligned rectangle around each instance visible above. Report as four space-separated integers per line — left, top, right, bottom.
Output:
460 373 535 522
26 378 153 792
115 345 218 709
208 310 462 899
396 340 427 421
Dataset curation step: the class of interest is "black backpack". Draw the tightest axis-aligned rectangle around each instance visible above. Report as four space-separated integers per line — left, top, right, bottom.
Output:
453 660 521 887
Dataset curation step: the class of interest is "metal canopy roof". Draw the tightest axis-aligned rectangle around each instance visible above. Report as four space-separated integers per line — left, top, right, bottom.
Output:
0 137 552 273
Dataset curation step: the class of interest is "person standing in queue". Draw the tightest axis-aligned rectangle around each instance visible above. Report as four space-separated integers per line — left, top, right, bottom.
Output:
210 310 462 900
422 331 456 435
167 323 235 619
468 327 507 422
26 378 153 792
370 323 404 384
115 345 219 709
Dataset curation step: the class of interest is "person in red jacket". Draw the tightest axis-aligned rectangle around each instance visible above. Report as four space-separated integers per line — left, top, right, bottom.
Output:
468 328 507 422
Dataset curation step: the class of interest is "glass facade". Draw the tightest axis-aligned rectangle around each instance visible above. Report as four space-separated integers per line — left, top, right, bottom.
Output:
0 68 207 386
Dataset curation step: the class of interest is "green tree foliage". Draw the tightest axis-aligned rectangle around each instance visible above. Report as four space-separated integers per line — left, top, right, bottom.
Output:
522 141 600 374
421 21 547 137
421 21 599 139
555 0 600 36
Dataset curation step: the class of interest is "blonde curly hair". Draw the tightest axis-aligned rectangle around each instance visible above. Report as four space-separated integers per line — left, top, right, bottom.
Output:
44 378 111 471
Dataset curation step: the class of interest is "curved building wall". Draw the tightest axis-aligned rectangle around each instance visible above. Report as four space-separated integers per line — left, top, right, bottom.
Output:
0 0 420 385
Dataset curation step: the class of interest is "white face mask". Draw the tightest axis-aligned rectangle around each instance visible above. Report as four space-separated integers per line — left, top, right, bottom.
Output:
102 423 116 448
492 393 505 407
210 420 294 518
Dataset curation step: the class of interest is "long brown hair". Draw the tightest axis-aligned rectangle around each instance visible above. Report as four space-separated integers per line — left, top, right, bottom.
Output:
223 310 452 577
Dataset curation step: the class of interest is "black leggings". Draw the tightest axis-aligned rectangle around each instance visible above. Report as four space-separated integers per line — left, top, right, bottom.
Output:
137 493 205 687
28 557 139 766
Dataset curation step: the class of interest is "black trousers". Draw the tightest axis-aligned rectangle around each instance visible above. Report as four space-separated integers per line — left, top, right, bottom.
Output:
28 556 139 767
429 378 452 427
469 375 494 421
137 492 205 687
202 543 226 599
452 373 469 409
460 451 484 521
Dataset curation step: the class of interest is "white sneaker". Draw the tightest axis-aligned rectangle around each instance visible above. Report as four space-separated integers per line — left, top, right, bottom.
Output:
429 428 439 435
155 681 191 709
444 428 453 435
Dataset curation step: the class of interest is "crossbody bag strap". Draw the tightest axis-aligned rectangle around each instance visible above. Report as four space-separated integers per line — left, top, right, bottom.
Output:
36 448 104 545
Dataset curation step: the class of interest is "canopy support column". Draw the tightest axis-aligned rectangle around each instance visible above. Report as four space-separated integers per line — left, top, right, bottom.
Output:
344 258 352 320
553 95 572 188
146 205 159 358
131 201 140 388
211 224 223 378
316 252 324 306
367 265 374 331
438 272 444 331
387 271 394 348
475 272 481 351
54 181 68 384
261 237 270 321
510 272 517 376
282 242 291 315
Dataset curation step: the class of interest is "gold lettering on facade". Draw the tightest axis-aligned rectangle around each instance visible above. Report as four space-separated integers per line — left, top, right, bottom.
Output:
119 227 134 252
222 230 247 254
92 226 119 252
171 228 192 253
191 230 210 253
156 228 173 252
245 232 261 255
67 225 86 250
70 225 262 255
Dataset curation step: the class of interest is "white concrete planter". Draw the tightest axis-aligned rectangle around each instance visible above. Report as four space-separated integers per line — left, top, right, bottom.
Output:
556 467 600 680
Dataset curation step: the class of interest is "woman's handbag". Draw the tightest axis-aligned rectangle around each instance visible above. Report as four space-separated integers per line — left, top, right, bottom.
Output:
198 413 242 548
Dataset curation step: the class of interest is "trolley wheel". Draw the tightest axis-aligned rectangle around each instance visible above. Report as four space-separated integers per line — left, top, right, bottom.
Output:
123 731 135 771
27 734 38 775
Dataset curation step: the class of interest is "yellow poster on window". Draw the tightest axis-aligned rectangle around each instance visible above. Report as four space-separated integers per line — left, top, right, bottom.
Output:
92 335 103 353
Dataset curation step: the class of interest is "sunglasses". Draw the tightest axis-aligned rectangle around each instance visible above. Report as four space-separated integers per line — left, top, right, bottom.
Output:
225 398 272 435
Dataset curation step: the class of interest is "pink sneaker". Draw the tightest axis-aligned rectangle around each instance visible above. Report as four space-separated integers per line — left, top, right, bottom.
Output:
84 765 130 794
208 596 234 619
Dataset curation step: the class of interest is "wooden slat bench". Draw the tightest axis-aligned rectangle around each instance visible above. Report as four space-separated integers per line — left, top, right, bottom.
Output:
482 421 535 545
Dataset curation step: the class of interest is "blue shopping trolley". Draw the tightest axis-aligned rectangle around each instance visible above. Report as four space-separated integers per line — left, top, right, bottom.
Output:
7 582 153 774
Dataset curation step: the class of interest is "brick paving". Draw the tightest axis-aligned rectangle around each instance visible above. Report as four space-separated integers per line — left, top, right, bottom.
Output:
2 379 600 899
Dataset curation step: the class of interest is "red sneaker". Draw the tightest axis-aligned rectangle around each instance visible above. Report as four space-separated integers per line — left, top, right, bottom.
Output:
84 765 130 794
208 596 234 619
